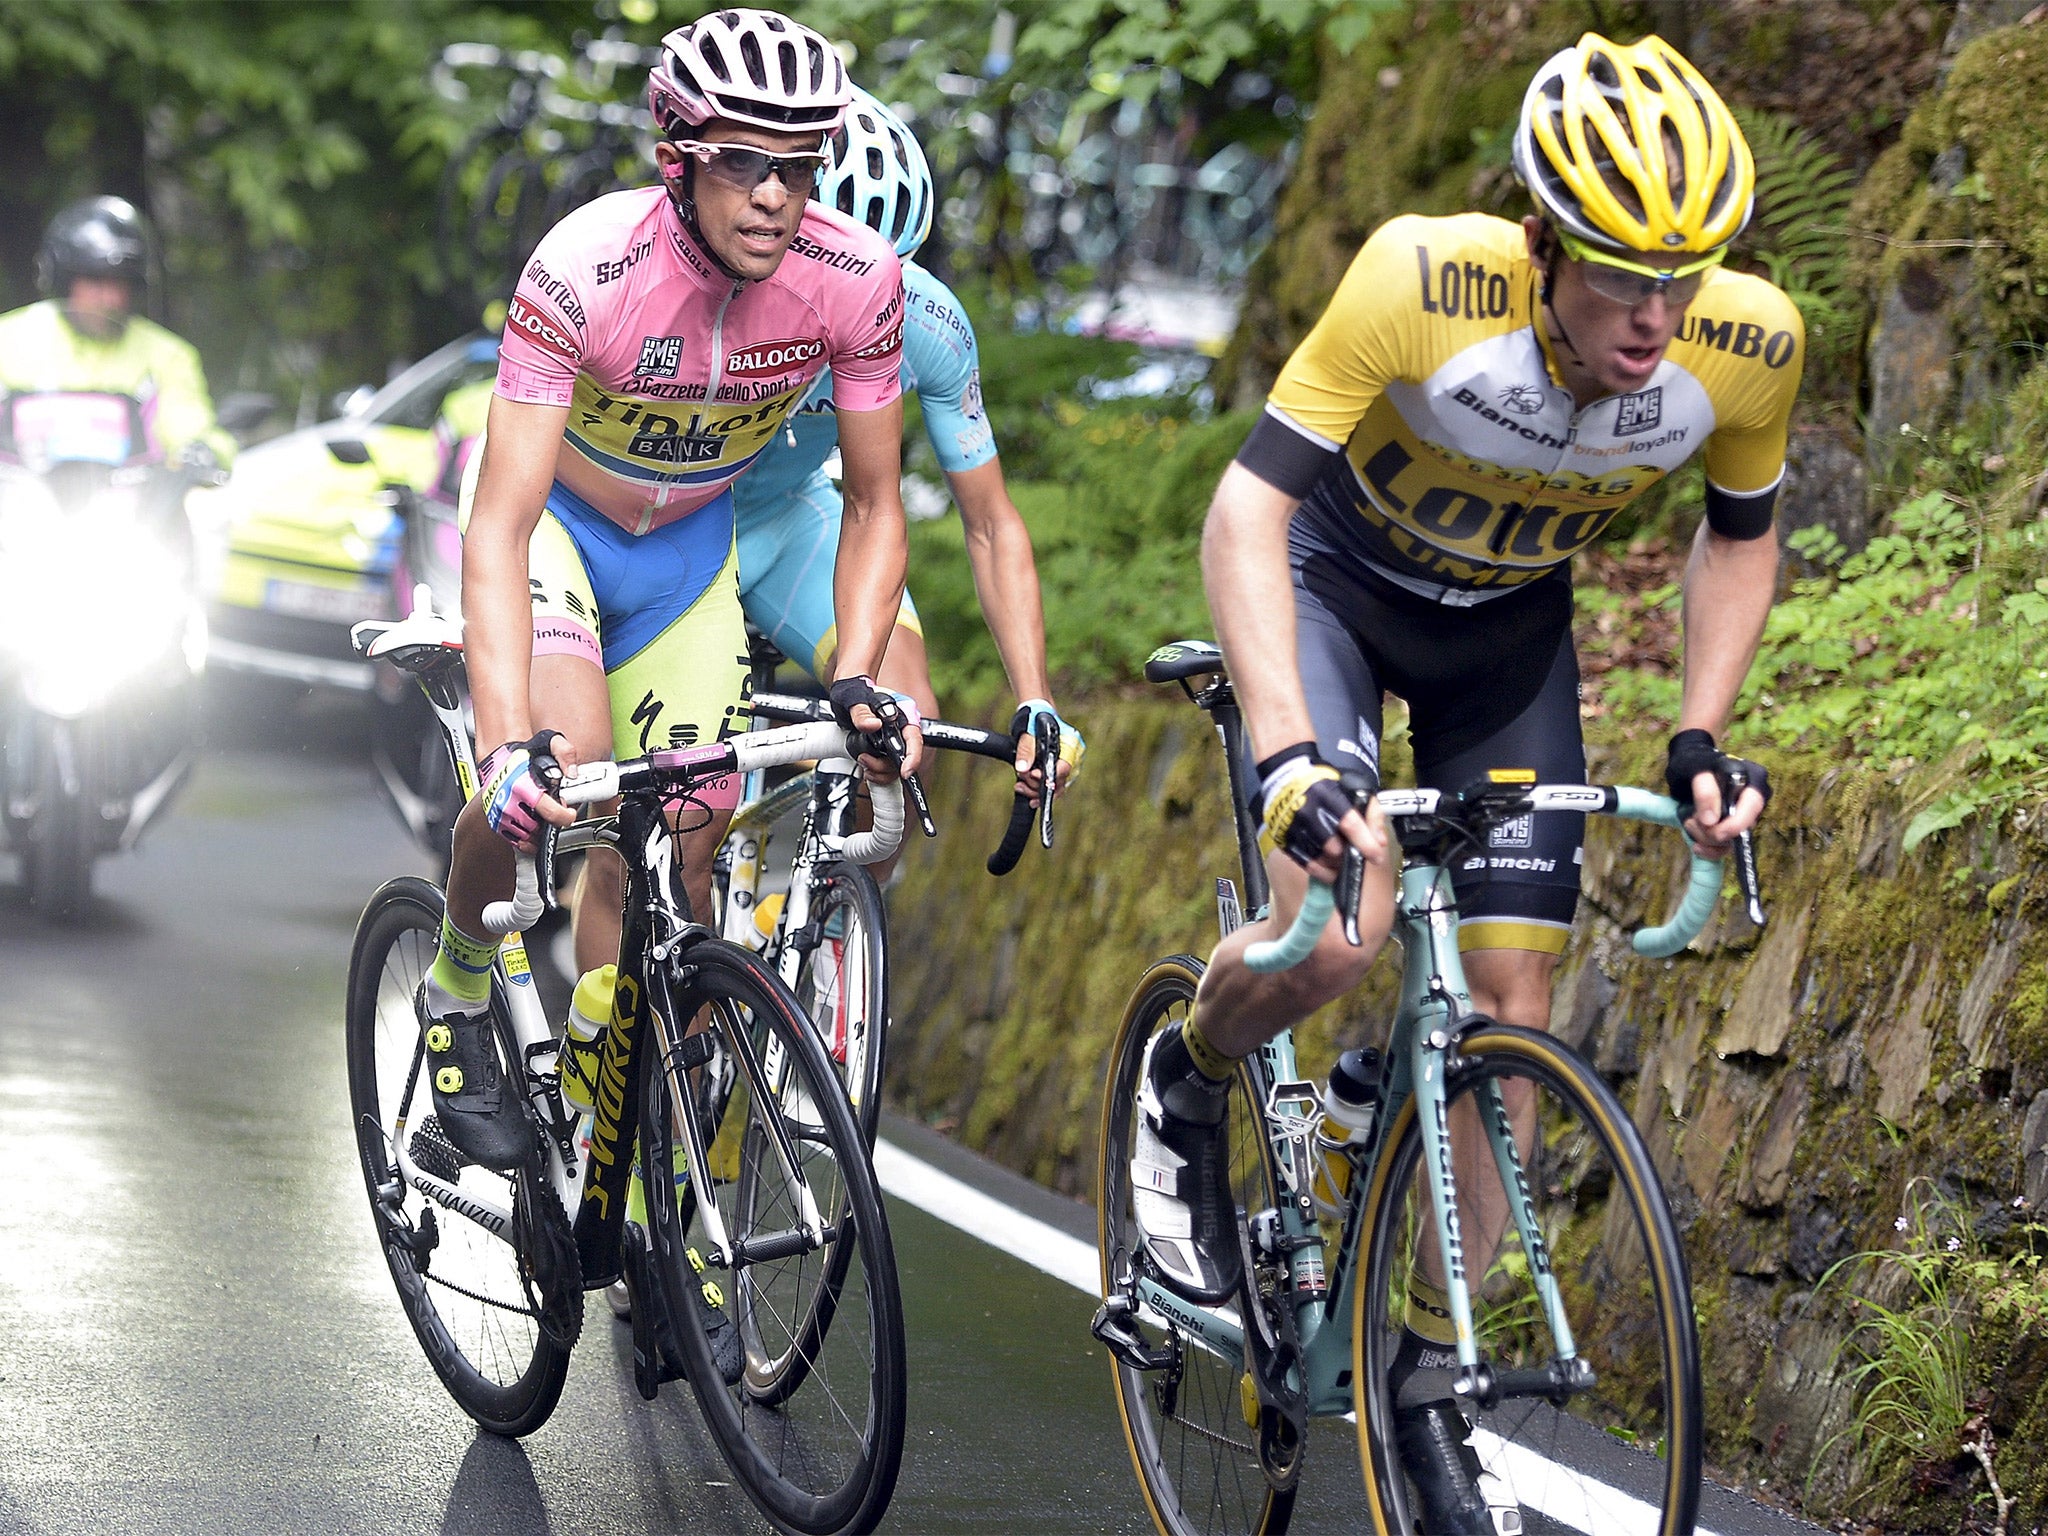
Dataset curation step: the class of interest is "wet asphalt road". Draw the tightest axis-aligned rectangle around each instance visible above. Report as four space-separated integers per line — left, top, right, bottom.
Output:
0 695 1817 1534
0 700 1184 1535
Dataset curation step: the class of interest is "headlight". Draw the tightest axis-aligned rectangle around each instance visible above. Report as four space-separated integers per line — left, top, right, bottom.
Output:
0 509 189 710
0 478 64 546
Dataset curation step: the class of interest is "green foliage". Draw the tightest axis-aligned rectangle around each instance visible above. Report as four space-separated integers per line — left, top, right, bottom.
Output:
1733 106 1864 383
1924 22 2048 345
899 294 1246 701
0 0 606 397
1814 1181 2048 1511
1597 468 2048 849
1006 0 1400 95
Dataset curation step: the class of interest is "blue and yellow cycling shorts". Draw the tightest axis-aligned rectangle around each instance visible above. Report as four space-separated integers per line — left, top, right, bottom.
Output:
735 465 920 681
525 481 750 810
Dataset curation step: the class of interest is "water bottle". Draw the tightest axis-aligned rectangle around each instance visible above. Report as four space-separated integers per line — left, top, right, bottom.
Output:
1310 1047 1382 1218
750 890 786 951
559 964 617 1114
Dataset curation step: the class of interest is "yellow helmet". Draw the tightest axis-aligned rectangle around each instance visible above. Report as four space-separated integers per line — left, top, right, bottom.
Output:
1512 32 1753 255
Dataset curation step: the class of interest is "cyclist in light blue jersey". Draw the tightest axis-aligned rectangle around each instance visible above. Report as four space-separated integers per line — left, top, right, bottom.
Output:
732 86 1082 801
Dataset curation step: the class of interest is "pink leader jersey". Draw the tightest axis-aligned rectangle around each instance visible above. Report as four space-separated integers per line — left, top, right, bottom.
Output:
494 186 906 535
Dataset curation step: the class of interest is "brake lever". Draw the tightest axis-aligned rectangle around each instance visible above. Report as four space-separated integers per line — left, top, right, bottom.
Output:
904 770 937 838
1033 715 1058 850
1338 844 1365 947
858 721 936 838
1724 766 1766 929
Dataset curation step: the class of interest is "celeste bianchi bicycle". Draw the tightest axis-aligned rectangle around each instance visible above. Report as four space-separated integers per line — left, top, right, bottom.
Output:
1094 640 1762 1536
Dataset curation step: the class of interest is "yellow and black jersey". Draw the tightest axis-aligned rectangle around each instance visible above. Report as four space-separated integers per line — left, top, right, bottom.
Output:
1238 212 1803 601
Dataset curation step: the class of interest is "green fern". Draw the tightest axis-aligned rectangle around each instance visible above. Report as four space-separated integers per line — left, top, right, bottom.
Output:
1733 107 1862 358
1736 107 1859 291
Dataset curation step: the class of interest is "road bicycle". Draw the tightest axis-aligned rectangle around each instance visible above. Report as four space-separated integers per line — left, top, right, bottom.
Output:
1093 640 1762 1536
710 631 1061 1143
343 602 907 1535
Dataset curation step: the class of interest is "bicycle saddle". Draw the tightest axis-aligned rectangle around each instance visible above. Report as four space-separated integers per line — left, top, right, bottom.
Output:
1144 640 1227 685
353 584 463 674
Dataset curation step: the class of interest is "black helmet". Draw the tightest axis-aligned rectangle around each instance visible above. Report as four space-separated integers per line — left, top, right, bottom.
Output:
36 196 152 297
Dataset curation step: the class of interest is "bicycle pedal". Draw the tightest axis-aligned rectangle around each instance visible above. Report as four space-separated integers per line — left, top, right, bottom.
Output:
409 1116 466 1185
1257 1403 1306 1492
1089 1294 1177 1373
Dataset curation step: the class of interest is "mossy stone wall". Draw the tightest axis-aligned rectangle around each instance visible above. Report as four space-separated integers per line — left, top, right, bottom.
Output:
886 697 2048 1521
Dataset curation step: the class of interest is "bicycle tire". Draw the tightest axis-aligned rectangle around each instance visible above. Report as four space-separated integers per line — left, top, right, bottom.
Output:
784 861 888 1147
1353 1021 1702 1535
344 876 576 1436
641 939 905 1535
1098 956 1296 1536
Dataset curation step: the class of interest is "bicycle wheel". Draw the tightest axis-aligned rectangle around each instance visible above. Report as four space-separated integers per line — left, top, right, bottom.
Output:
641 939 905 1535
344 876 577 1436
1098 956 1296 1536
1354 1021 1702 1535
785 861 887 1146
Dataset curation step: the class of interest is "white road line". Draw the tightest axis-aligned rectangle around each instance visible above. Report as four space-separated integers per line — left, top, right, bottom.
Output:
874 1138 1100 1295
876 1134 1733 1536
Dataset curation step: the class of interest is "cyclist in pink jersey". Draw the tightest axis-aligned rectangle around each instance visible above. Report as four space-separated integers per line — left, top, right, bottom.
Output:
421 9 922 1177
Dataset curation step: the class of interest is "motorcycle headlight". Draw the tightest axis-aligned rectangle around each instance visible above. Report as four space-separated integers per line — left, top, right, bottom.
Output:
1 511 189 705
0 479 66 554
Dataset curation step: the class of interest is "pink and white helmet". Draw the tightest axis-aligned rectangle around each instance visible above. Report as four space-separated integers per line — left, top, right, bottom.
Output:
648 9 850 138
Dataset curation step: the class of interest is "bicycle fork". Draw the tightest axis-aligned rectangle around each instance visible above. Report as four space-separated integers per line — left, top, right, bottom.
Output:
1400 865 1588 1412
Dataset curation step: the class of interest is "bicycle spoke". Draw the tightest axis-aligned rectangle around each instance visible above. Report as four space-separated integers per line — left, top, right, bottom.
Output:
346 878 572 1436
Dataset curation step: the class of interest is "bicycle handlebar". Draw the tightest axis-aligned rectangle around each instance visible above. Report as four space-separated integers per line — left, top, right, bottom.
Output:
985 713 1059 875
746 691 1058 876
1241 783 1754 974
480 721 905 936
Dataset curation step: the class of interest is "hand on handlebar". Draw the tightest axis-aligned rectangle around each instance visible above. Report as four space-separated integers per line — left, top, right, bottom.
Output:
828 675 925 783
1665 730 1770 857
1306 799 1387 884
1010 700 1083 805
1254 746 1387 877
480 730 579 850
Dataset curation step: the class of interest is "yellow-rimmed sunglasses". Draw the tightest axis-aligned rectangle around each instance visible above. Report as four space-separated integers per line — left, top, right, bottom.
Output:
1556 230 1725 309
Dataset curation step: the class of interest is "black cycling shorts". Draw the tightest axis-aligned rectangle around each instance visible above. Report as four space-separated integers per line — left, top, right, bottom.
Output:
1264 503 1586 955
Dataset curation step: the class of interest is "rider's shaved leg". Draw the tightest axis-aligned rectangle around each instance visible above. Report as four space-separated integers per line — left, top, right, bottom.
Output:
1133 848 1392 1301
1193 848 1392 1058
573 812 731 975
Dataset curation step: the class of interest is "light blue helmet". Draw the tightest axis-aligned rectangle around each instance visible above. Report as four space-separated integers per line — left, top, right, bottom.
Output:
821 85 933 259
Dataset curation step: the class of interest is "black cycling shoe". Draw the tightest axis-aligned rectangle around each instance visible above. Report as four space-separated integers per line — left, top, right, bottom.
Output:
684 1244 747 1386
1387 1328 1506 1536
1130 1025 1241 1303
1392 1400 1498 1535
416 983 534 1173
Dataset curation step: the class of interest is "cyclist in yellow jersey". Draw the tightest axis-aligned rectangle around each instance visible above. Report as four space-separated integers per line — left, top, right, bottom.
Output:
0 198 234 471
1131 34 1795 1531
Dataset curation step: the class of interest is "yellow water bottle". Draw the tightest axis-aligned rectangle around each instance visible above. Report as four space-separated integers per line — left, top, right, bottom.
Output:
560 964 617 1113
1311 1047 1382 1218
751 890 786 950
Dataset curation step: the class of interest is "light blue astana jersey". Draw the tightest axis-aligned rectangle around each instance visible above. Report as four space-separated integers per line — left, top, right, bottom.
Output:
733 261 996 511
732 261 998 678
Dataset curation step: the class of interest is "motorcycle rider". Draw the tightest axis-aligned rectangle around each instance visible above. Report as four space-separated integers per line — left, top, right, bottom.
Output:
0 197 234 472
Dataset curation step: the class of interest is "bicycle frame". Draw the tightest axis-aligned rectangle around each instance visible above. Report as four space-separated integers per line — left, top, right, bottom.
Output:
356 609 880 1292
